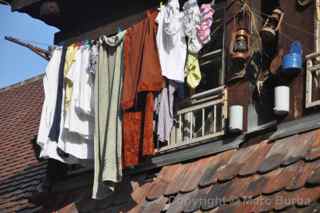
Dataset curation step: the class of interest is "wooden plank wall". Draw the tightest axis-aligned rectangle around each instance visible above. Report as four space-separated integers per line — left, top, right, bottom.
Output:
55 0 316 129
278 0 314 120
226 0 315 132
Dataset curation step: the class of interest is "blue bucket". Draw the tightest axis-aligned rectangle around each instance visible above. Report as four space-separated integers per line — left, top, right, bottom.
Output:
282 41 303 72
290 41 302 54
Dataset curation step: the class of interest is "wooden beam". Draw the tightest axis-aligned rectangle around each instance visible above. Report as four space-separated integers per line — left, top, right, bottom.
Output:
4 36 51 60
54 11 146 45
10 0 41 11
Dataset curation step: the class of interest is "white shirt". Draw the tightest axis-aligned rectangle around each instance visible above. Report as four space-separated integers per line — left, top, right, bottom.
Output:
37 48 78 163
57 45 94 160
156 0 187 82
183 0 203 54
75 46 95 116
64 46 94 139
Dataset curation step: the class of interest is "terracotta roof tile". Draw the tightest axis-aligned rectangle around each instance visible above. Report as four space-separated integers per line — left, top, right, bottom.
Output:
290 202 320 213
166 191 196 213
215 146 254 182
258 136 295 173
238 140 272 177
164 162 193 196
130 180 153 204
18 117 320 213
271 190 296 211
250 194 274 212
183 186 212 213
223 175 259 203
180 157 212 193
305 129 320 161
215 201 256 213
241 175 268 199
0 77 46 212
292 186 320 207
286 159 320 191
201 182 232 211
146 164 182 201
262 161 303 195
282 132 314 166
146 179 168 201
141 196 168 213
198 150 235 187
307 167 320 186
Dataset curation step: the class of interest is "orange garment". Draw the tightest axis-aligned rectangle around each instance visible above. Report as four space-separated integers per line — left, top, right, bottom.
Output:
122 10 164 167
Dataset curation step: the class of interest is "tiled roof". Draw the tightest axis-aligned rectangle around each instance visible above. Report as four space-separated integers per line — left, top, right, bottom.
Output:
2 75 320 213
53 128 320 213
0 76 47 213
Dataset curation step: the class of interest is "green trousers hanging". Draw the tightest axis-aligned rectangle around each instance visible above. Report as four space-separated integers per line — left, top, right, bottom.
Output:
92 31 126 199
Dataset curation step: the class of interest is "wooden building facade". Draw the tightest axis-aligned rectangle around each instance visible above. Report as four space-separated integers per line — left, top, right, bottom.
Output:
2 0 320 212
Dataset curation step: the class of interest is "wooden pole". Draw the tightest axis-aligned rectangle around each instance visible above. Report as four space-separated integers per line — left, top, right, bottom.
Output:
4 36 51 61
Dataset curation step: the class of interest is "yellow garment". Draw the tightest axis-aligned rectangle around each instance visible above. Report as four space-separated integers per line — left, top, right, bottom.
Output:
185 53 201 89
64 44 78 110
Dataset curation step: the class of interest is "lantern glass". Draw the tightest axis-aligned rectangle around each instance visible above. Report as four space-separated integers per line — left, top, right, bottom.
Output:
234 35 248 52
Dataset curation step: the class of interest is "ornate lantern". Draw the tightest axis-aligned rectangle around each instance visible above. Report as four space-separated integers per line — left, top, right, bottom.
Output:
229 28 251 61
229 8 252 62
260 8 284 44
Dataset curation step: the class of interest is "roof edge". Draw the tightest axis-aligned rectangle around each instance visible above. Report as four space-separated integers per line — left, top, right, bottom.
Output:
0 74 44 93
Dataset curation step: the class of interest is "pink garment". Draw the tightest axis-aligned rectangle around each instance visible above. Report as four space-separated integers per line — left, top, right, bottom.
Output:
197 4 215 45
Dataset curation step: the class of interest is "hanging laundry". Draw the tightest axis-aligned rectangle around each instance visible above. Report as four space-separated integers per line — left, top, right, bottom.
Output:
48 47 67 142
63 45 94 139
122 9 164 167
183 2 214 89
75 44 95 116
38 48 66 162
197 4 215 45
56 44 94 161
155 80 184 143
156 0 187 82
92 31 126 200
64 44 79 110
183 0 203 54
88 43 98 75
185 53 201 88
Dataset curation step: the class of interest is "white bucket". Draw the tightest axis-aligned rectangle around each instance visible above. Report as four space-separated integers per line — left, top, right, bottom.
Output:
274 86 290 115
229 105 243 133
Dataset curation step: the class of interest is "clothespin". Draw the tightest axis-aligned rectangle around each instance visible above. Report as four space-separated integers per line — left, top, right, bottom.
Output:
160 0 164 7
84 40 91 48
117 26 122 33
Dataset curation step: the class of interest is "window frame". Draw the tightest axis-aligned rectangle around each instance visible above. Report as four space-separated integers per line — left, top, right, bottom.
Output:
305 1 320 109
156 2 227 153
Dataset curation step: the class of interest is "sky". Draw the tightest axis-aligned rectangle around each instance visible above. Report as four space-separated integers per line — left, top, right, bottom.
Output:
0 5 58 88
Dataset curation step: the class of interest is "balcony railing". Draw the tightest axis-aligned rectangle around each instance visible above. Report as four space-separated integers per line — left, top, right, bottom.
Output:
157 86 227 152
306 52 320 108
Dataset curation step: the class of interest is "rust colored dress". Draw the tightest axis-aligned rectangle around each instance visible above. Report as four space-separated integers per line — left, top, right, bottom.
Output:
122 10 164 167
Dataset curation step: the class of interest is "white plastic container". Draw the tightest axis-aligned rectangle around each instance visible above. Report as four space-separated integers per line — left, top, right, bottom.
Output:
274 86 290 115
229 105 244 133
